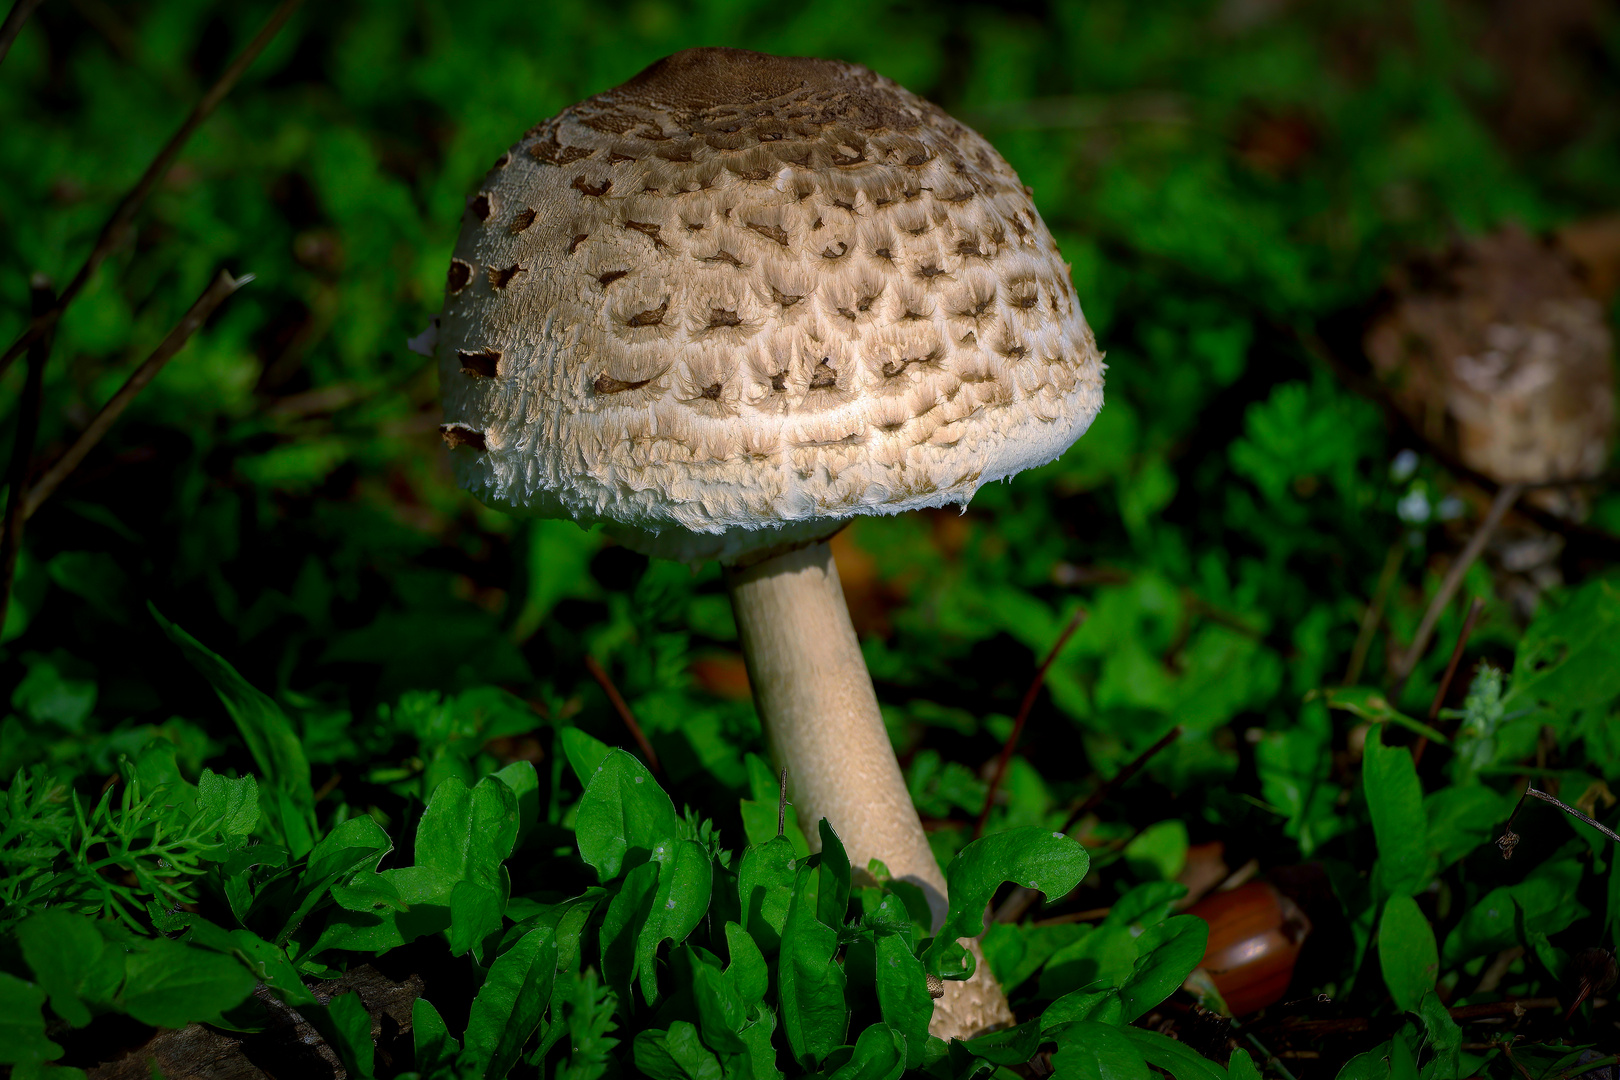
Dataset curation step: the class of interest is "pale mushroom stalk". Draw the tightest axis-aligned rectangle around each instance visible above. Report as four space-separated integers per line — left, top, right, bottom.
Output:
727 539 1009 1036
432 46 1106 1043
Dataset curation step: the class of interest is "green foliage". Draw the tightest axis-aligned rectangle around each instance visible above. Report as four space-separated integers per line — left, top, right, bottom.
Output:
2 0 1619 1076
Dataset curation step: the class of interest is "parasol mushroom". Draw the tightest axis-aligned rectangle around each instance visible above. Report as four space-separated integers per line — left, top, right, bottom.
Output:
431 46 1105 1038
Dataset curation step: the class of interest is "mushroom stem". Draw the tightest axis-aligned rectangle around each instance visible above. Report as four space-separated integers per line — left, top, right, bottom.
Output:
724 539 1012 1038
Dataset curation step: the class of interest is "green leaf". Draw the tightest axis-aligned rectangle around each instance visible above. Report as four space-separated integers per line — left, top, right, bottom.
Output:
633 1022 723 1080
16 910 105 1027
0 973 59 1065
1442 857 1587 963
414 775 520 955
873 931 932 1067
1119 915 1209 1022
1417 990 1462 1079
280 814 393 942
194 769 260 840
493 760 540 846
151 606 314 848
575 750 679 882
738 836 798 952
778 862 848 1069
1048 1021 1149 1080
1039 925 1136 999
961 1018 1042 1065
1041 989 1125 1031
635 838 713 1005
464 924 557 1079
927 828 1089 974
561 727 614 788
723 922 769 1004
1378 894 1437 1013
118 936 256 1029
688 947 747 1054
1119 1027 1226 1080
826 1022 907 1080
601 860 660 1006
817 819 852 929
1227 1048 1262 1080
412 997 460 1076
326 991 376 1080
1363 726 1428 897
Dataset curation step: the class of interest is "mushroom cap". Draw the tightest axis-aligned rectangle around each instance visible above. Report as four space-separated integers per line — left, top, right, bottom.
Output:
437 47 1105 562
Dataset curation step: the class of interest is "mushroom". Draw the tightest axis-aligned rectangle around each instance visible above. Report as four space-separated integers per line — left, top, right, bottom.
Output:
434 47 1105 1038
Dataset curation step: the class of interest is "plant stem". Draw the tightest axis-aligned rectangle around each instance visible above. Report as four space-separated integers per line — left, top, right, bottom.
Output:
1497 784 1620 859
975 605 1087 838
0 276 56 635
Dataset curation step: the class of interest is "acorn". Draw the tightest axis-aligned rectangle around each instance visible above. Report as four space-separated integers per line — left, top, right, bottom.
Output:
1185 880 1312 1016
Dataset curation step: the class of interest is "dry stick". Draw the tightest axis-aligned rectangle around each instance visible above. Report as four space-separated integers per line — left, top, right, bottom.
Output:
777 766 788 838
1389 483 1522 699
0 0 304 375
1343 541 1403 686
583 653 661 773
1410 595 1485 768
22 270 249 519
1496 784 1620 860
993 724 1184 924
0 277 56 633
0 0 45 65
974 606 1088 838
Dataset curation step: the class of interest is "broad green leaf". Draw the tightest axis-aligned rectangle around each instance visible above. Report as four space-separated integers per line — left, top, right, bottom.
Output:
961 1018 1042 1065
826 1022 906 1080
636 838 714 1005
413 997 459 1076
326 991 376 1080
0 973 59 1065
817 819 852 929
414 775 519 954
927 829 1089 973
1048 1020 1149 1080
1227 1049 1262 1080
194 769 260 840
562 728 614 787
1041 989 1124 1031
1377 894 1437 1013
689 947 747 1053
118 936 256 1029
280 814 393 942
1417 990 1461 1078
633 1022 723 1080
738 836 797 952
1423 785 1507 873
723 922 769 1005
874 931 932 1067
1504 579 1620 722
601 861 660 1005
1039 925 1136 999
1363 726 1428 897
575 750 679 882
1442 857 1587 963
493 760 540 846
1104 882 1187 930
151 606 314 846
464 925 557 1079
778 862 848 1069
1119 915 1209 1022
1123 820 1188 881
16 910 104 1027
1119 1027 1226 1080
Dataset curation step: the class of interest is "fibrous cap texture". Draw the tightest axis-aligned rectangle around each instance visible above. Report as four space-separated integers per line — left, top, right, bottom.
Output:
437 47 1105 562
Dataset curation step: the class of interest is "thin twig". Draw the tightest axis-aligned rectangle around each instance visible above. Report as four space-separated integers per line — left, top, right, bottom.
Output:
0 0 45 66
1497 784 1620 859
0 0 303 375
22 270 249 519
975 606 1088 838
777 766 788 838
1343 541 1403 686
1390 483 1522 698
583 654 660 773
993 725 1183 923
0 277 56 634
1411 595 1485 767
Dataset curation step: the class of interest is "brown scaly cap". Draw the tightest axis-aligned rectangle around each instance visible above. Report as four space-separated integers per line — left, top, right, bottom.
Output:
437 47 1105 563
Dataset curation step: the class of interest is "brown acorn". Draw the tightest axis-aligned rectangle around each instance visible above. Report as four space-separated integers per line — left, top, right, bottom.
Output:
1186 880 1312 1016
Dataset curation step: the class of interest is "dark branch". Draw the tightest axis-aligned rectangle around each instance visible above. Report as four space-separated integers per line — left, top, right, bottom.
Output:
0 0 45 66
584 654 661 773
0 0 303 375
23 270 250 519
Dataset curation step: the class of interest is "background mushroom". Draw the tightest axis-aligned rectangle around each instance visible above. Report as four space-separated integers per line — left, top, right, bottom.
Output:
435 46 1105 1038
